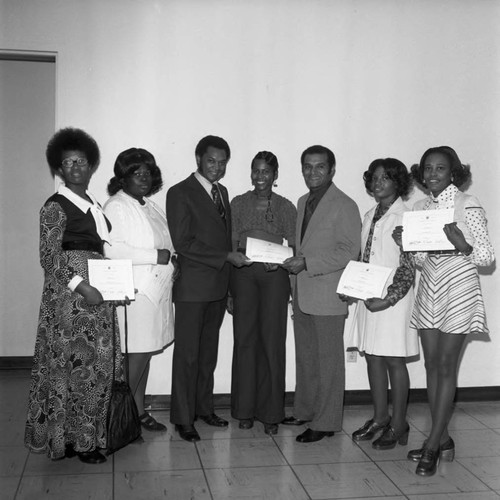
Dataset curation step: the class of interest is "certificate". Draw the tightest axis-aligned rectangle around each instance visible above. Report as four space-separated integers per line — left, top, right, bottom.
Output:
88 259 135 301
336 261 394 300
402 209 455 251
245 237 293 264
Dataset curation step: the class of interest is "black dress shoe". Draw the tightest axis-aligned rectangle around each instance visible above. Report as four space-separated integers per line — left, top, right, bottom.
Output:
239 418 254 429
196 413 228 427
263 423 278 435
175 424 201 442
352 417 390 441
296 428 335 443
77 450 107 464
282 416 310 426
139 412 167 432
416 447 440 476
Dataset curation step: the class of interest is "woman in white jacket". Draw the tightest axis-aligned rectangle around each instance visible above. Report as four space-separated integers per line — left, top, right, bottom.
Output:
349 158 418 449
104 148 175 432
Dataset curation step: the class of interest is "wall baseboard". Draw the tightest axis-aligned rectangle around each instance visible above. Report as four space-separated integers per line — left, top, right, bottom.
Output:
3 357 499 409
0 356 32 369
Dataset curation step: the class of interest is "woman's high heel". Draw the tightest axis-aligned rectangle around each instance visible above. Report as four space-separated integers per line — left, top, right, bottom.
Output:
372 423 410 450
352 417 390 441
416 447 440 476
407 437 455 462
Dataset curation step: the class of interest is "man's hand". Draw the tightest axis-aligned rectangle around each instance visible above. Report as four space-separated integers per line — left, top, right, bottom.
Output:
227 251 252 268
281 256 306 275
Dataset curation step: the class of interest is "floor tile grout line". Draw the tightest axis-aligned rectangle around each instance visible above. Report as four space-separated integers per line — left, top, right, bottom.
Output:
267 432 313 500
454 457 500 496
195 440 215 500
13 448 30 500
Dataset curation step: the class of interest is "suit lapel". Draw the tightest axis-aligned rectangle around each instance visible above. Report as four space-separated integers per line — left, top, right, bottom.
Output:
186 174 228 229
300 184 337 247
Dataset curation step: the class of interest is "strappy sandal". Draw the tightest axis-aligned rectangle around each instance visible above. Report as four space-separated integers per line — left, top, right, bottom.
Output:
139 412 167 432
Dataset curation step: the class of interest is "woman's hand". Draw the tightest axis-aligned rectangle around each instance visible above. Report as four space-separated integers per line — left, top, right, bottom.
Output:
364 297 390 312
392 225 403 248
443 222 472 253
263 262 279 272
113 296 131 307
338 293 356 305
157 249 171 265
75 281 104 305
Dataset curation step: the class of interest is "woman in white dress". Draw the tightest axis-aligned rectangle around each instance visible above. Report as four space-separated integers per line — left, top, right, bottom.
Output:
104 148 175 432
349 158 418 450
394 146 494 476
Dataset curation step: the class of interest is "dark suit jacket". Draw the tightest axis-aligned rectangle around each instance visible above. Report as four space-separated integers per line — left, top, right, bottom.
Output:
294 183 361 316
166 173 232 302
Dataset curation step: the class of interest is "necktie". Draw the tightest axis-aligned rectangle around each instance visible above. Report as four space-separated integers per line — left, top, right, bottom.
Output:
211 184 226 219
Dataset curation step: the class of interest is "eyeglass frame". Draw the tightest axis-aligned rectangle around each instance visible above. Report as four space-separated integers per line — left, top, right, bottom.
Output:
61 157 89 168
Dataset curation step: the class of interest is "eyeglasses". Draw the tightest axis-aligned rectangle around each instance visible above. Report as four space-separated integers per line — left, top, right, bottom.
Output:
61 157 88 168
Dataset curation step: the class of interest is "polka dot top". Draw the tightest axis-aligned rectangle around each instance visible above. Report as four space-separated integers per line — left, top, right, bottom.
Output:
413 184 495 267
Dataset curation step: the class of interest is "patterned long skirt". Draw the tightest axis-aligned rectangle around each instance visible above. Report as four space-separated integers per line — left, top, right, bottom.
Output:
25 250 122 459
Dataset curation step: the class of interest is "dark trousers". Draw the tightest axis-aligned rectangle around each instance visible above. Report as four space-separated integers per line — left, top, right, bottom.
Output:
170 299 226 425
292 291 346 432
230 264 290 424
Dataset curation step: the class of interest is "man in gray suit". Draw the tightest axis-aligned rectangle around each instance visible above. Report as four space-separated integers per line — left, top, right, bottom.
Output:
282 145 361 443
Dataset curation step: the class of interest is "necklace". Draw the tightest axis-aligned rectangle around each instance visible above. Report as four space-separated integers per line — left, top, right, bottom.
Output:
253 190 274 223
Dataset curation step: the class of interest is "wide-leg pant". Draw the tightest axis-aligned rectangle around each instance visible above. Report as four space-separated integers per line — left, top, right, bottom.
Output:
292 292 346 432
230 264 290 424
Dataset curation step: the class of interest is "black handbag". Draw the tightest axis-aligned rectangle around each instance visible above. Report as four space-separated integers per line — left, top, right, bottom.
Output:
106 304 141 455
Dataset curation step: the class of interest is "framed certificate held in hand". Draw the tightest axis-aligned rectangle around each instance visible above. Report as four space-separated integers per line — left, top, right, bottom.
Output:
88 259 135 301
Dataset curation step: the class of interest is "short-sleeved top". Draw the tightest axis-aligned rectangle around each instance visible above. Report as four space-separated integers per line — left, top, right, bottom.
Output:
231 191 297 247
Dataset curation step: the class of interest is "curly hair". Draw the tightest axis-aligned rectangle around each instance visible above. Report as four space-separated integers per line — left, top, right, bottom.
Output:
195 135 231 160
411 146 471 189
251 151 279 174
46 127 100 177
363 158 412 198
300 145 336 172
107 148 163 196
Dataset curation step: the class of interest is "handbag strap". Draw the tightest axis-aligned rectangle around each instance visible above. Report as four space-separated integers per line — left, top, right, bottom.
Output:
112 303 130 384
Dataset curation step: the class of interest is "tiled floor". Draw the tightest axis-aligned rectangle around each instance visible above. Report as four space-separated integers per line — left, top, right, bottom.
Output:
2 370 500 500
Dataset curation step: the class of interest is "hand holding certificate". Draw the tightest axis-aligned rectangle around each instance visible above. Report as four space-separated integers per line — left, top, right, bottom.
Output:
245 237 293 264
402 209 455 251
337 261 394 301
88 259 135 301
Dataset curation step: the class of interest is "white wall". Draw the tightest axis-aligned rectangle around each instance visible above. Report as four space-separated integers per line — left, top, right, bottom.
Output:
1 0 498 394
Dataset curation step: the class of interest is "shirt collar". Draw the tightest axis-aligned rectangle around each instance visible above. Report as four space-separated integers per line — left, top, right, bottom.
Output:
430 183 458 204
194 171 217 197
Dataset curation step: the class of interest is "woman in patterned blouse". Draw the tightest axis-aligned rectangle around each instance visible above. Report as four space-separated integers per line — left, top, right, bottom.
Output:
394 146 495 477
229 151 296 435
348 158 418 451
